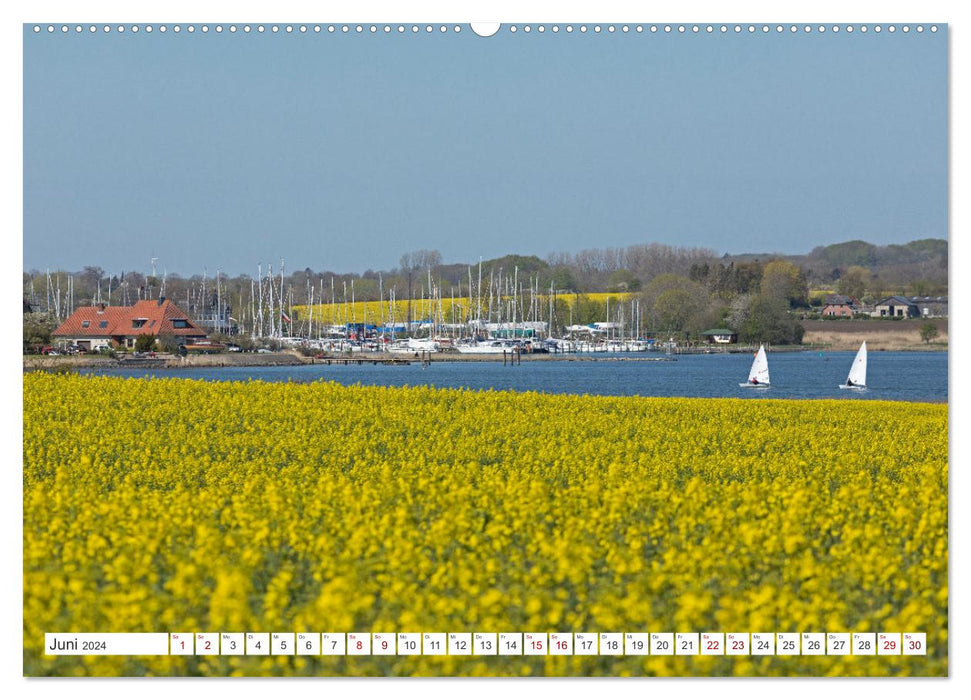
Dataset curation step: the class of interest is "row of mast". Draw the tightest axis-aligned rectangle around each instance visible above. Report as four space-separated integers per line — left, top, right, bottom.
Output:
28 260 646 341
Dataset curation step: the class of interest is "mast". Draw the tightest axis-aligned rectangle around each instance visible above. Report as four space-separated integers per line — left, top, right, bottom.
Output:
378 273 384 331
549 281 555 338
308 283 314 339
487 269 494 333
342 280 348 334
279 259 285 338
318 276 324 338
512 266 518 337
427 268 433 338
495 268 502 330
268 263 275 338
477 257 482 329
467 266 473 327
216 269 222 334
250 276 257 339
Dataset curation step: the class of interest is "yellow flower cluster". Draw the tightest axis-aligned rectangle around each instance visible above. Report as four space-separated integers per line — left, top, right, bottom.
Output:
23 373 947 676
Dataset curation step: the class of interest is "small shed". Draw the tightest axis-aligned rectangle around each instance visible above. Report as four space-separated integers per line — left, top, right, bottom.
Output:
701 328 738 344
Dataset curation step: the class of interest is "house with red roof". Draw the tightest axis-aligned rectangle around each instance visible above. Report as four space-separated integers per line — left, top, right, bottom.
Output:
52 297 207 351
821 294 861 318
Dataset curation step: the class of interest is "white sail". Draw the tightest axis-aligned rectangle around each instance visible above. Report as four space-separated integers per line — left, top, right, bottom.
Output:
740 344 770 387
841 341 867 389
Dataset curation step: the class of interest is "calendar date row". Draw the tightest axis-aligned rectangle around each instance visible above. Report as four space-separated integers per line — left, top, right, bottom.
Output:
46 632 927 657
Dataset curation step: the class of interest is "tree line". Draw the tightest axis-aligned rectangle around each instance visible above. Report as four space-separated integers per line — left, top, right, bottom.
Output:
24 238 946 347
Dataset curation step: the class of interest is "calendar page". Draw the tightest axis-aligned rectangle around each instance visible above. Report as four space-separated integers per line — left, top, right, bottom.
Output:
21 3 949 682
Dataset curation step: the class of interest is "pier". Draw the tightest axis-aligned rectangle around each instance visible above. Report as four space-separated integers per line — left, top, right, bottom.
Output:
314 358 412 366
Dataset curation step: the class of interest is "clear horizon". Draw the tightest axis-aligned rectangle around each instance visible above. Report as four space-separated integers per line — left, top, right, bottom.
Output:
24 24 947 277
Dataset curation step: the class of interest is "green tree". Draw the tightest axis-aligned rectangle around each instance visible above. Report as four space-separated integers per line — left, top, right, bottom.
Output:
607 269 642 293
23 314 55 354
134 334 156 352
709 261 763 299
732 296 805 345
837 265 871 301
653 289 697 332
920 322 940 344
761 260 808 307
546 266 578 293
640 274 711 333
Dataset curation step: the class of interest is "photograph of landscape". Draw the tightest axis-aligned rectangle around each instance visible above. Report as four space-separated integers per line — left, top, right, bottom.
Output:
22 19 947 678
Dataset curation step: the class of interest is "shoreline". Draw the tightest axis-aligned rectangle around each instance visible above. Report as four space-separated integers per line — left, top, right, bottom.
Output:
23 341 947 371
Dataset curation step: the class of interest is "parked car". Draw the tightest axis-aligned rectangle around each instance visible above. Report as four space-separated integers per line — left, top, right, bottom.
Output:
256 348 273 354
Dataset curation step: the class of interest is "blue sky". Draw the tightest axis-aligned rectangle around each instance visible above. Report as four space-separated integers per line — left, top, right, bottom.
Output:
23 24 947 275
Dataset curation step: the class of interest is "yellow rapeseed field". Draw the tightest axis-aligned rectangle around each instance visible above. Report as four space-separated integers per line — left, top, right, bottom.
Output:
23 373 947 676
292 293 633 324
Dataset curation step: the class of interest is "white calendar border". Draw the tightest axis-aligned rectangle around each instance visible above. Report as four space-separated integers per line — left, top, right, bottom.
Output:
6 0 964 699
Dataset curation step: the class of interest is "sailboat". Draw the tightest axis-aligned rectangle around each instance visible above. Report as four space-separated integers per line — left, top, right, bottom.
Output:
839 341 867 390
740 344 770 387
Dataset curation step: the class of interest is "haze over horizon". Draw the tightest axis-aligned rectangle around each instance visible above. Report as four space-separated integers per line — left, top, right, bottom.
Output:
24 24 947 276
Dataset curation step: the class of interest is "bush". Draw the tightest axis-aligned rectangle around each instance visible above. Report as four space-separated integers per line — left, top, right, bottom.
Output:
134 335 156 353
232 336 257 352
23 314 55 354
156 333 181 354
920 322 940 344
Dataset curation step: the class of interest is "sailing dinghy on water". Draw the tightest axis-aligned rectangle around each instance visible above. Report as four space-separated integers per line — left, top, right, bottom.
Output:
839 341 867 390
740 344 770 388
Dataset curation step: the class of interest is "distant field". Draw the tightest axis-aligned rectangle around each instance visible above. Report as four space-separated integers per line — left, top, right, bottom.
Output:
292 293 635 325
802 319 947 351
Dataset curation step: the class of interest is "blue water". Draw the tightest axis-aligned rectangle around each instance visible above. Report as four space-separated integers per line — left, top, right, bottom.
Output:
77 351 948 402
